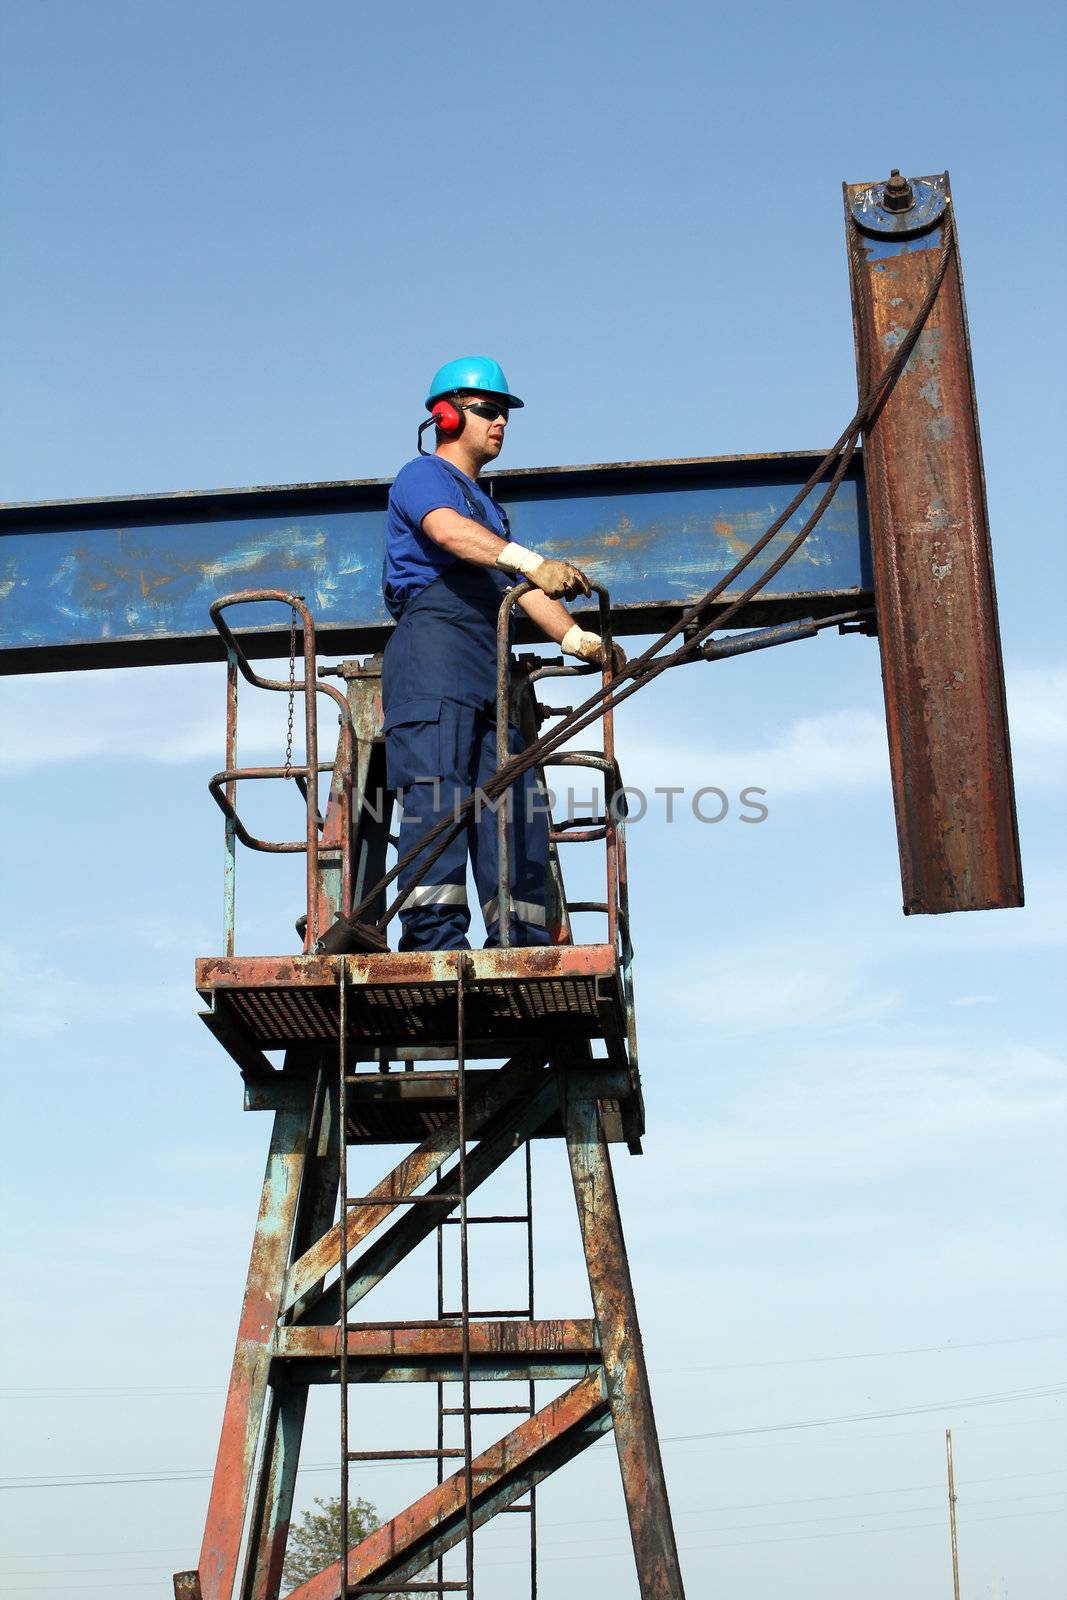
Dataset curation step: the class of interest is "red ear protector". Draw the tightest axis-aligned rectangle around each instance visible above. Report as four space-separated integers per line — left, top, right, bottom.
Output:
431 398 464 435
417 395 466 454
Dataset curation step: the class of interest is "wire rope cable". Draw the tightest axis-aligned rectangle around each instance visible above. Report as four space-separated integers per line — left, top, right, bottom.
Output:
341 211 957 938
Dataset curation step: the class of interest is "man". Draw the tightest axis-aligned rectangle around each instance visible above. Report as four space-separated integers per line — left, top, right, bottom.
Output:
382 355 621 952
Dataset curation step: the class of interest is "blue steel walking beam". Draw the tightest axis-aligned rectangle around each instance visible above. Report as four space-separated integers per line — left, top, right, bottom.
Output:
0 450 870 673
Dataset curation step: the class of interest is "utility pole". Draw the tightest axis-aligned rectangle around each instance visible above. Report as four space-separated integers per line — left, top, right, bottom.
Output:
946 1427 961 1600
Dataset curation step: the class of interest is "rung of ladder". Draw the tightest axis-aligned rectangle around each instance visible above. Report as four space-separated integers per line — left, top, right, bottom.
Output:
441 1213 529 1225
347 1194 462 1206
441 1404 532 1416
503 1503 533 1513
342 1319 486 1331
346 1448 464 1462
344 1073 462 1088
347 1585 469 1595
440 1308 532 1320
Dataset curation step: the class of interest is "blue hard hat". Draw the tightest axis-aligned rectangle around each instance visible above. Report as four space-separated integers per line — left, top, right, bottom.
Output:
425 356 524 410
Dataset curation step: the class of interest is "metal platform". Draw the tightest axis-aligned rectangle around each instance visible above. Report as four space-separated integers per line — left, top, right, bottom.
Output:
197 944 641 1145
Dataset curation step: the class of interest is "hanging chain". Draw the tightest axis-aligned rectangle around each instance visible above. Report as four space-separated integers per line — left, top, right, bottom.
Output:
284 605 297 778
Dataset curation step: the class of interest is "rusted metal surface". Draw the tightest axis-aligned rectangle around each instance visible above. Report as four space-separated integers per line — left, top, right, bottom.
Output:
566 1090 685 1597
337 664 391 928
186 598 662 1596
197 944 617 989
243 1072 340 1600
188 999 651 1593
193 1075 318 1600
302 1072 562 1328
284 1373 612 1600
194 947 630 1073
503 589 625 952
845 172 1022 913
244 1060 633 1140
243 1375 305 1600
282 1052 545 1312
273 1330 601 1387
277 1318 599 1361
174 1575 204 1600
208 592 354 951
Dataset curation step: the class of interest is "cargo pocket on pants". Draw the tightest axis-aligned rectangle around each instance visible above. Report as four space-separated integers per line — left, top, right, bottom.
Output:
383 698 444 789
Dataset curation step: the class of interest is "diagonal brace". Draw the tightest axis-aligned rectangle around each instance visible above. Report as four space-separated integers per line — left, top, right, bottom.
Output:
284 1371 611 1600
282 1052 545 1314
301 1070 559 1327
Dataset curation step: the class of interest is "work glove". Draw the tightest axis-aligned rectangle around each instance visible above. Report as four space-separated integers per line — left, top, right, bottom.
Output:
496 544 592 600
561 625 627 673
531 558 593 601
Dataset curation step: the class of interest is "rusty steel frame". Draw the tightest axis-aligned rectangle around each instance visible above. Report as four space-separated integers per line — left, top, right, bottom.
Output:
845 172 1022 914
175 168 1023 1599
175 1040 677 1599
178 605 677 1599
208 591 355 953
495 582 622 955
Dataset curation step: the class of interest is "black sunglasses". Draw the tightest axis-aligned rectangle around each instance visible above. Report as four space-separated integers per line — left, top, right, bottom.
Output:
462 400 510 422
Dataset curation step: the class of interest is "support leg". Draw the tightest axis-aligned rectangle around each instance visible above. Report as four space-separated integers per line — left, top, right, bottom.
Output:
565 1086 685 1599
242 1381 309 1600
189 1072 320 1600
243 1070 341 1600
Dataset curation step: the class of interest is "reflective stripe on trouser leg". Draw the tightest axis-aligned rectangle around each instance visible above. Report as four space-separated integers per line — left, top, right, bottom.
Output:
471 719 550 947
481 896 547 929
407 883 468 909
395 778 471 952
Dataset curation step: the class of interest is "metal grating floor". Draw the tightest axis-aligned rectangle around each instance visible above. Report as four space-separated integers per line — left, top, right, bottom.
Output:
197 947 640 1144
196 946 625 1053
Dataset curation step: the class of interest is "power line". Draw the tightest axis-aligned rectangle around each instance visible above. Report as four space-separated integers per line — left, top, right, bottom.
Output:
3 1545 188 1562
479 1506 1067 1569
2 1381 1062 1490
487 1488 1067 1555
6 1468 1064 1564
653 1381 1067 1447
528 1466 1067 1531
660 1330 1067 1375
448 1507 1067 1576
1 1385 219 1399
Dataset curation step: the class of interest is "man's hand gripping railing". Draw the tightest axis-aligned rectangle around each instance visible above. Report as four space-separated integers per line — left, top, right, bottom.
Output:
494 581 624 951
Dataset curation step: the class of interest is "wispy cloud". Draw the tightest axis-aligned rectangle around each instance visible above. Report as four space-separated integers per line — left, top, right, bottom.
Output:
0 663 330 772
605 659 1066 799
1008 664 1067 752
641 939 898 1038
0 938 192 1041
638 1039 1067 1200
618 706 889 797
3 660 1064 796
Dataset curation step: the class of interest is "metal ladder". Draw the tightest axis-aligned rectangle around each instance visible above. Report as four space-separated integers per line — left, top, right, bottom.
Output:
337 958 488 1598
434 1068 538 1600
331 587 625 1597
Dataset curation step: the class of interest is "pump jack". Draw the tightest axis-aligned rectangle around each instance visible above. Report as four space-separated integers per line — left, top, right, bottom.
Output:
0 173 1021 1599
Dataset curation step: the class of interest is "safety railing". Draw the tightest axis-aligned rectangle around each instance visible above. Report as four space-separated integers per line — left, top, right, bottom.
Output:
207 590 353 955
495 582 633 965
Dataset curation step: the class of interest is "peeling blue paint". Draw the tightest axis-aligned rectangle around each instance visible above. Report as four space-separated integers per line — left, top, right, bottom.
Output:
1 459 871 662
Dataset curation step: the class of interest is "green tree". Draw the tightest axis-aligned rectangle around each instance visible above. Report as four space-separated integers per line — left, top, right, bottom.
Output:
282 1494 378 1591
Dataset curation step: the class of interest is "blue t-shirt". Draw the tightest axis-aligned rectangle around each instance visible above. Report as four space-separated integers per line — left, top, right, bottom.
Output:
384 455 510 610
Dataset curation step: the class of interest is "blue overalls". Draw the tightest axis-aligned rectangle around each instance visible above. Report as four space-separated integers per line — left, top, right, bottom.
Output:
382 464 551 952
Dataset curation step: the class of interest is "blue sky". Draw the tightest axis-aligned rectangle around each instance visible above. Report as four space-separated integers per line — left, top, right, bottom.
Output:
1 2 1065 1596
